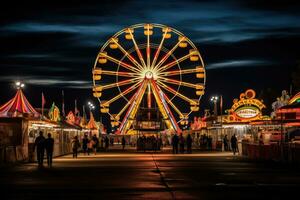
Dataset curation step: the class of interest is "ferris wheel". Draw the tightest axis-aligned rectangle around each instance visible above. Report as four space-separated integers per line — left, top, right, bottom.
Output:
92 23 206 134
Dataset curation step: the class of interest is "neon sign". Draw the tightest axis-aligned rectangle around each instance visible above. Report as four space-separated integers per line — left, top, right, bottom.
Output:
225 89 267 122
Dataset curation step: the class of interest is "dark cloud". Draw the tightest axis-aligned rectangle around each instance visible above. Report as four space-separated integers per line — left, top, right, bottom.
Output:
0 0 299 126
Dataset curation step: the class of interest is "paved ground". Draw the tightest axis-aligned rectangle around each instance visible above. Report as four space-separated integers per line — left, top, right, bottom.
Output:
2 148 300 200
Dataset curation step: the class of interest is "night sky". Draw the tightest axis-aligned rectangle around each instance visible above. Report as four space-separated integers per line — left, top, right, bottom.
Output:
1 0 300 128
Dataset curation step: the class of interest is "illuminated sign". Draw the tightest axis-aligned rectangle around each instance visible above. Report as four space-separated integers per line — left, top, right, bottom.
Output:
235 107 260 119
225 89 267 122
48 102 61 122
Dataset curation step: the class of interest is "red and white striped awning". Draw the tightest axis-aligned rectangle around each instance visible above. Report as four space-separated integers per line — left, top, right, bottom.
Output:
0 89 40 117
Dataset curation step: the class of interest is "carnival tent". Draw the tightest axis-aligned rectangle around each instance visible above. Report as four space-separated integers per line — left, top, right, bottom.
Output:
86 112 98 130
0 89 39 118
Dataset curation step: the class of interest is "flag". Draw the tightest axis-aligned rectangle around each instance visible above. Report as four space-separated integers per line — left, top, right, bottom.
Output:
220 95 223 115
62 90 65 117
41 92 46 118
75 99 79 116
42 92 46 107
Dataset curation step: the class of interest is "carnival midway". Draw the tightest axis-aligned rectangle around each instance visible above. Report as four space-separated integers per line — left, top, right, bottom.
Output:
1 24 300 163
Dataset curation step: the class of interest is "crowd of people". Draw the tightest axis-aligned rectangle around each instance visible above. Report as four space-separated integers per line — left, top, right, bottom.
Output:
137 135 162 151
171 133 193 154
33 131 128 167
71 134 127 158
33 131 240 167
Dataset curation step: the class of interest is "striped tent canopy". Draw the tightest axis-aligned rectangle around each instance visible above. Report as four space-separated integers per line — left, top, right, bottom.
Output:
86 112 98 130
0 89 40 118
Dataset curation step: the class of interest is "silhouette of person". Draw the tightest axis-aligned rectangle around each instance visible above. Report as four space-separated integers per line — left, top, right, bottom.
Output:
45 133 54 167
223 135 229 151
82 134 89 155
172 134 179 154
186 134 193 154
179 134 185 153
231 134 238 155
72 136 80 158
122 136 126 150
34 131 46 167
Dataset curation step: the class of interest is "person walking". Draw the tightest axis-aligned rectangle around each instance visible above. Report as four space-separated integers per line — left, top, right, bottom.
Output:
82 134 89 155
104 136 109 151
208 135 212 151
71 136 80 158
121 136 126 150
231 134 238 155
223 135 229 151
172 134 179 154
179 134 185 154
34 131 46 167
44 133 54 167
186 133 193 154
92 134 99 155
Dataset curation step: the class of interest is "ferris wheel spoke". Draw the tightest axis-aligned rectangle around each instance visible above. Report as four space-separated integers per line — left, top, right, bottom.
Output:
150 29 169 70
158 68 198 77
159 77 202 89
128 29 147 68
153 36 185 71
157 80 197 105
157 52 197 73
102 81 142 106
101 78 140 90
99 52 141 73
157 86 184 119
116 98 134 121
111 38 144 71
146 24 151 69
102 70 139 77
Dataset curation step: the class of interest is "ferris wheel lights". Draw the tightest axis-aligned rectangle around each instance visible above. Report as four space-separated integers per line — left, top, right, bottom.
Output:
93 85 102 91
93 92 102 98
93 85 102 97
190 106 199 112
190 55 199 61
189 49 199 61
196 83 204 90
179 42 188 48
196 90 205 96
196 73 205 79
144 24 154 35
125 28 134 40
195 66 205 78
125 34 133 40
164 33 171 39
93 75 101 81
178 36 188 48
93 68 102 80
98 52 107 64
162 27 172 39
144 24 154 29
100 108 109 113
144 30 153 36
93 68 102 74
109 38 119 49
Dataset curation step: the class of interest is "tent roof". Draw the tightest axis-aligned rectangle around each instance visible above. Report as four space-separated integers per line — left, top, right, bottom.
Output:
0 89 40 118
87 112 98 130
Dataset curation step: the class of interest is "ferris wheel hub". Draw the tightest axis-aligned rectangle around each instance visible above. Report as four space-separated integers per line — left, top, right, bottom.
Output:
145 71 153 79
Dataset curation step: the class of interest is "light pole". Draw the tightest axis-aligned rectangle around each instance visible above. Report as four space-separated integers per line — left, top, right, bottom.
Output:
15 81 25 90
87 101 95 111
210 96 218 117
